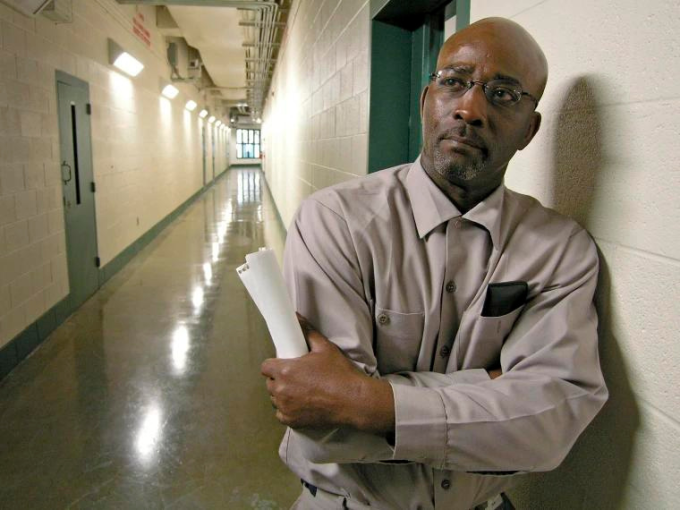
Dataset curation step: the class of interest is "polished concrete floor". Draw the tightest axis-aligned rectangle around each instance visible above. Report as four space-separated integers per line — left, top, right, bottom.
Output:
0 167 300 509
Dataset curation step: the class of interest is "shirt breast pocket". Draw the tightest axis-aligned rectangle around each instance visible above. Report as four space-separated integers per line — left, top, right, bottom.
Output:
374 307 424 374
461 306 524 368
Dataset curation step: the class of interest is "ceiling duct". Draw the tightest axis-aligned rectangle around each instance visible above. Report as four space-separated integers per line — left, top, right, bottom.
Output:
0 0 52 16
166 37 203 82
41 0 72 23
116 0 289 118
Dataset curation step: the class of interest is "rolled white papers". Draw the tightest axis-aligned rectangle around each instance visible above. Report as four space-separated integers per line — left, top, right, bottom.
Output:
236 248 308 358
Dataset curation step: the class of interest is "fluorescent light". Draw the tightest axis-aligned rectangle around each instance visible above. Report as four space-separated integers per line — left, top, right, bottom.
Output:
109 39 144 77
161 84 179 99
215 120 222 127
199 109 208 118
185 100 197 111
113 52 144 77
256 118 262 124
208 116 216 124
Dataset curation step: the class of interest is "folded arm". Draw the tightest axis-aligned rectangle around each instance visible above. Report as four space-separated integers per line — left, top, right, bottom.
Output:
262 198 608 472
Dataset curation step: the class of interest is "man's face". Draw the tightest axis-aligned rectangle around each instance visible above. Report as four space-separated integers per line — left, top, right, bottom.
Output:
420 34 542 194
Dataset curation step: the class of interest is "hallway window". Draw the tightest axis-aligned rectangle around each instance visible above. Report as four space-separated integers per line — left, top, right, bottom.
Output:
236 129 260 159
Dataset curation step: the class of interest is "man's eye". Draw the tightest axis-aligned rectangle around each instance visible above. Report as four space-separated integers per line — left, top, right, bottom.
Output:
440 77 466 89
490 87 519 103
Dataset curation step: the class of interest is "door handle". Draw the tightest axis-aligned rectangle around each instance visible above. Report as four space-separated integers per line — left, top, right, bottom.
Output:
61 161 72 184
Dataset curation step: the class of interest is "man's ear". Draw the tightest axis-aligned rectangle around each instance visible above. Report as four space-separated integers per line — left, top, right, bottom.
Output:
519 111 542 150
419 85 429 119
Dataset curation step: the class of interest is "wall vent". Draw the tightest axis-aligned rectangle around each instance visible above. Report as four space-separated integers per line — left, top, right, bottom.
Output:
0 0 52 17
41 0 72 23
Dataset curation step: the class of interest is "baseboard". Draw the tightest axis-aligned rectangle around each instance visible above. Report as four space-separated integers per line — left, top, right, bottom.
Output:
0 169 230 382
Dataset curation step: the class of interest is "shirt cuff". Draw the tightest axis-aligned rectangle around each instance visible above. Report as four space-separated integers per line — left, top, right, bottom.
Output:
440 368 491 385
390 383 448 467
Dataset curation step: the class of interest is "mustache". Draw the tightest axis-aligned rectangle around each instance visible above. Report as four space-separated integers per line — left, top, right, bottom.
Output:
438 126 487 153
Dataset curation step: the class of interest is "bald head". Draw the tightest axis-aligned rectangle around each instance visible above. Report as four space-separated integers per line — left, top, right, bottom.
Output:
419 17 548 210
440 17 548 102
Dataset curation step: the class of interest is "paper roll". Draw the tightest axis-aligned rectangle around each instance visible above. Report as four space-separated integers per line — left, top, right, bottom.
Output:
236 248 308 358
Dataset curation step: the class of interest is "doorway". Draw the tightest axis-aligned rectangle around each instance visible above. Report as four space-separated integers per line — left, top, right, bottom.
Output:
367 0 469 172
56 72 100 311
202 125 207 187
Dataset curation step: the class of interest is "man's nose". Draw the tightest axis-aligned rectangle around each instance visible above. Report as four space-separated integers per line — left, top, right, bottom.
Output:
453 84 488 127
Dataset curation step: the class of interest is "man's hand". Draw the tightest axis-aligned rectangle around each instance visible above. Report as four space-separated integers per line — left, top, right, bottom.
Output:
488 367 503 379
261 315 394 433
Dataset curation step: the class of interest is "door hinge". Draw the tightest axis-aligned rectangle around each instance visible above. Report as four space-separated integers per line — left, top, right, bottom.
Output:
95 256 101 268
86 103 92 115
91 182 96 193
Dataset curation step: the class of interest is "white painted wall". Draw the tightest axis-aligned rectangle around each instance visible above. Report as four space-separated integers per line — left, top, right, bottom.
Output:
262 0 370 228
468 1 680 508
0 0 227 348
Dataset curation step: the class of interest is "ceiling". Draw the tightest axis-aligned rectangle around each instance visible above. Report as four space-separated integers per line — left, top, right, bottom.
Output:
167 6 246 101
115 0 290 120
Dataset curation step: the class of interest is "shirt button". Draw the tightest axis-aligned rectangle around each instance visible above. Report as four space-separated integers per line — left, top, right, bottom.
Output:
439 345 451 358
445 280 456 293
441 479 451 490
378 313 390 325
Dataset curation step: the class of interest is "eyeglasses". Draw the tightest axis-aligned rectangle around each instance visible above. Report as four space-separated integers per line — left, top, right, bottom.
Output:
429 69 539 108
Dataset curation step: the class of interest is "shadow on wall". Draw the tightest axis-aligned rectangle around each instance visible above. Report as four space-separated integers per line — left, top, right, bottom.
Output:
509 77 641 509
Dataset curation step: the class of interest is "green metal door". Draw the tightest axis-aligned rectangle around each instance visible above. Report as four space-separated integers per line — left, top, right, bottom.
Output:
368 0 470 173
56 73 99 310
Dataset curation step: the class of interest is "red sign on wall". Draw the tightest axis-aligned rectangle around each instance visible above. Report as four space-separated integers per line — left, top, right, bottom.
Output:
133 11 151 48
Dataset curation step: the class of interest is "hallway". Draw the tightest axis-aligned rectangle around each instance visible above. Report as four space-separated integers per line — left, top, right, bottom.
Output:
0 167 299 509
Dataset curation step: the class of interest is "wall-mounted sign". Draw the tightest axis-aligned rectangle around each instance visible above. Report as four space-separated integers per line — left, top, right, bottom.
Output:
132 11 151 48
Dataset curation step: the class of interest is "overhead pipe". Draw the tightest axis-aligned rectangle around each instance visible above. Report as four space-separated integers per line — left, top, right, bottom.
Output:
115 0 284 115
239 20 286 27
116 0 277 8
243 0 285 116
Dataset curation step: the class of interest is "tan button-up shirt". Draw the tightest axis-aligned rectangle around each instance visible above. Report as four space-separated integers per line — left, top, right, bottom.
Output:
280 158 608 510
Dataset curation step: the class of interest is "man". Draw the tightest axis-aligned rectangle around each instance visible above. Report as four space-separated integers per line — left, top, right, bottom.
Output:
261 17 608 510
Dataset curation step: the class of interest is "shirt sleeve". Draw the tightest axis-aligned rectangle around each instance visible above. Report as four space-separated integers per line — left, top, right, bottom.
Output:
285 197 607 472
390 227 609 472
282 196 398 464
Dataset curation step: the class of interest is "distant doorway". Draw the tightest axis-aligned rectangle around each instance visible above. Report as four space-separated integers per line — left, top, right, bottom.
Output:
56 72 99 310
202 125 207 187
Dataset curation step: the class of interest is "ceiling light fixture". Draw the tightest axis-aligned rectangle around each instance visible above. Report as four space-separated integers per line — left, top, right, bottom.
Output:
185 100 197 111
161 84 179 99
208 116 216 124
199 109 208 119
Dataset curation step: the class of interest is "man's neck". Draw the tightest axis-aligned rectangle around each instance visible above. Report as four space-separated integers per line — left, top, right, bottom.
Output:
421 163 500 214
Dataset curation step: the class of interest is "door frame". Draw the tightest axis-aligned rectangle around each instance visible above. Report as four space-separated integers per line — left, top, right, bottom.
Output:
367 0 470 173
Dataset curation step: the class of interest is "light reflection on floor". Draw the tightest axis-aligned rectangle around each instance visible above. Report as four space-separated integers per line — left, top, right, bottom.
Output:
0 167 297 509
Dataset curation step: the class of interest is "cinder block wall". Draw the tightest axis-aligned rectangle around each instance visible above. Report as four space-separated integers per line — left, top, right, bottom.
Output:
0 0 226 348
264 0 678 507
469 1 680 508
262 0 370 227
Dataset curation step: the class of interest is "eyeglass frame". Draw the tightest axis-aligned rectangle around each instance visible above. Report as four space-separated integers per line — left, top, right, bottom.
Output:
429 69 539 108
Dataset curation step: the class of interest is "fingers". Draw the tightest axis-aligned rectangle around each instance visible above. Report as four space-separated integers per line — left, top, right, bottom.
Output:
307 330 332 352
488 367 503 380
295 313 333 353
261 357 281 378
296 312 314 336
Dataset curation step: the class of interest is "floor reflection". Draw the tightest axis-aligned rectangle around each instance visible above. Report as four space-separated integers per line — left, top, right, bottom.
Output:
0 167 297 509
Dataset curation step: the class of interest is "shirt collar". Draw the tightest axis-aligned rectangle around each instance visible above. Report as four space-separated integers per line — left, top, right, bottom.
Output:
406 157 505 249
